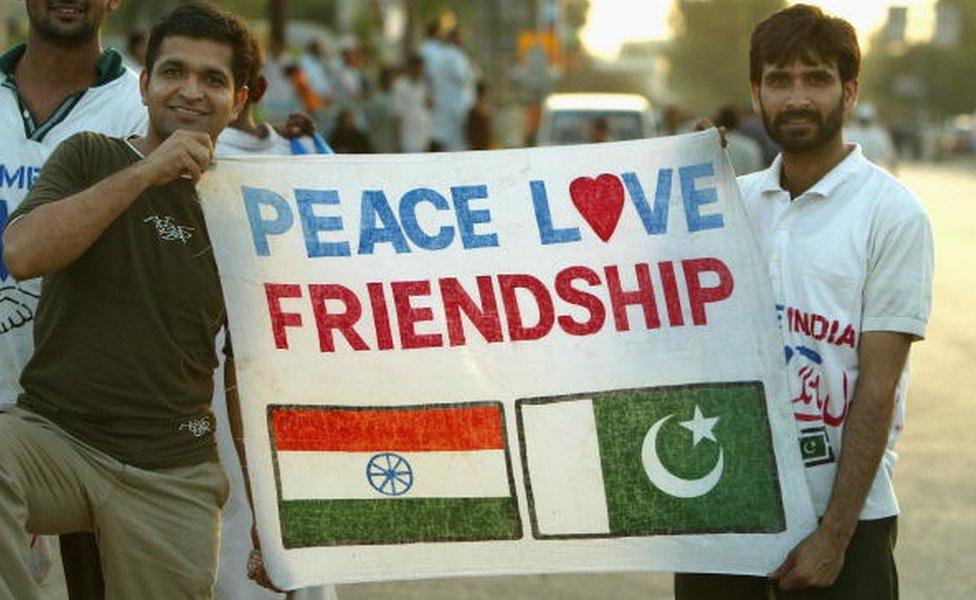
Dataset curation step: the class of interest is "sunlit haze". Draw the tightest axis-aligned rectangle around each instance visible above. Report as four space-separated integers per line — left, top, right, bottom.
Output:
581 0 938 60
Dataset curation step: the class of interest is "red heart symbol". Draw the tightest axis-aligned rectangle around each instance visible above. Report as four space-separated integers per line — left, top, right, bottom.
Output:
569 174 625 242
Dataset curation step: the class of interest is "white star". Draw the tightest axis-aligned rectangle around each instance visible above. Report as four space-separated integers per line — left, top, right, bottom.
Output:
679 405 719 447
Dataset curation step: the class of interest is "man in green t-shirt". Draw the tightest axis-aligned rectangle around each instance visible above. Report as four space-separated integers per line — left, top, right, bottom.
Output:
0 4 264 598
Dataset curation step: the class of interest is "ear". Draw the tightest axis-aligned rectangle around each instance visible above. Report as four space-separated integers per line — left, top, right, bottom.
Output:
139 69 149 107
842 77 859 117
249 74 269 105
750 83 762 115
230 85 249 120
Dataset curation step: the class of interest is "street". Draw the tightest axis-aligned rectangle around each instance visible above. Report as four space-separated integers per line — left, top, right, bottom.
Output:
339 160 976 599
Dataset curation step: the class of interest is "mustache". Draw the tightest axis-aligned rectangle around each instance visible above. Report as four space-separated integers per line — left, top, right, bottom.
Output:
773 109 823 127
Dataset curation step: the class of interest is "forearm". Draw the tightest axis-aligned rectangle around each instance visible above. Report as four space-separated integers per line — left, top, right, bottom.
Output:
820 331 910 542
819 379 896 543
3 163 152 279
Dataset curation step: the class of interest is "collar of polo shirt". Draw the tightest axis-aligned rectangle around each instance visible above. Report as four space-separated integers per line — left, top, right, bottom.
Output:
760 144 865 200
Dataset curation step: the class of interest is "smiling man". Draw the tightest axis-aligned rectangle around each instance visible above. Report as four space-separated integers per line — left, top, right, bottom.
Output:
675 5 932 599
0 4 256 598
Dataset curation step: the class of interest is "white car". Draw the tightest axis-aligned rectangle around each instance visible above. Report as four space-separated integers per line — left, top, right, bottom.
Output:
536 93 659 146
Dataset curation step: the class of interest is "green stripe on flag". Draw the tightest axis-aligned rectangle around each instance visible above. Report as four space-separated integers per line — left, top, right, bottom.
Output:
593 382 785 535
280 497 522 547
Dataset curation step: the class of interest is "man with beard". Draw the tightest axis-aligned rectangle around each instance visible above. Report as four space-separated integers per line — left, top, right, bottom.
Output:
675 5 932 599
0 4 257 598
0 0 147 595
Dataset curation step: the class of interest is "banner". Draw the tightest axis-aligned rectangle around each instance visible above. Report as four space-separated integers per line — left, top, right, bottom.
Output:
197 130 817 589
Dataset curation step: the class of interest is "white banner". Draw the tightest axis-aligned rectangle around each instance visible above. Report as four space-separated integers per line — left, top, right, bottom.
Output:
197 130 816 589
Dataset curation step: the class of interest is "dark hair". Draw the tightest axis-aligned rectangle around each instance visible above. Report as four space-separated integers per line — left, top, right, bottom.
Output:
714 105 739 130
749 4 860 85
145 2 256 91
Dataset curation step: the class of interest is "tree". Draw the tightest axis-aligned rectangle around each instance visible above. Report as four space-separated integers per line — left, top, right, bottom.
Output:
667 0 785 113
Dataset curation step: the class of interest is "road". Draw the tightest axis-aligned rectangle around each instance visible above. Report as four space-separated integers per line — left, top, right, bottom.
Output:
339 160 976 600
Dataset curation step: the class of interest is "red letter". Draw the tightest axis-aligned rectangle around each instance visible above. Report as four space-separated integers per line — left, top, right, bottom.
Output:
392 280 443 349
658 261 685 327
265 283 303 349
308 284 369 352
555 266 605 336
682 258 734 326
439 276 502 346
367 282 394 350
605 264 660 331
498 274 554 341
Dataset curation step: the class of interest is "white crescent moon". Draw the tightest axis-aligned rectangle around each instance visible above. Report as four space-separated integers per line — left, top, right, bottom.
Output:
641 415 724 498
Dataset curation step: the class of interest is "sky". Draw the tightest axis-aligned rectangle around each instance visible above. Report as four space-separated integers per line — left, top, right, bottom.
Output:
581 0 939 59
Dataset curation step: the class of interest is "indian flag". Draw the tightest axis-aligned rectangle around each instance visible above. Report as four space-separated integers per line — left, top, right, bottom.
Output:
517 382 785 538
269 402 521 547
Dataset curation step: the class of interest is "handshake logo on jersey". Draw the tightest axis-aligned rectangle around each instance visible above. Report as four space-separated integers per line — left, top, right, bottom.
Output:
0 283 39 335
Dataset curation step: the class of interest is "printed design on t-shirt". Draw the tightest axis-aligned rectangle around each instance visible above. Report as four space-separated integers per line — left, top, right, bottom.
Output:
0 198 41 335
781 305 856 348
143 215 194 244
179 416 212 438
786 345 851 428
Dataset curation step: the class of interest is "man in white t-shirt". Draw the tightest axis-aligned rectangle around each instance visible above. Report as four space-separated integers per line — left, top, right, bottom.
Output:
676 6 932 599
392 54 431 153
1 1 147 597
212 41 337 600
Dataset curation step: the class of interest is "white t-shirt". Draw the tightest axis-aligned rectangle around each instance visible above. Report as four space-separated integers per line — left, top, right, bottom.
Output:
216 124 294 156
0 47 147 407
738 146 933 519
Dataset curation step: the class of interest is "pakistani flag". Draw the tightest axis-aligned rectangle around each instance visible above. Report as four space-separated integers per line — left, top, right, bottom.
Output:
269 403 522 547
516 382 785 538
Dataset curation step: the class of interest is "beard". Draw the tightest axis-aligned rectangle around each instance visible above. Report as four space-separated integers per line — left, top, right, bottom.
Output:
29 4 96 47
761 98 844 154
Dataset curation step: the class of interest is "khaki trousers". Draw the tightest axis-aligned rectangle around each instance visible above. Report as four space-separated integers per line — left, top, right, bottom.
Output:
0 407 228 600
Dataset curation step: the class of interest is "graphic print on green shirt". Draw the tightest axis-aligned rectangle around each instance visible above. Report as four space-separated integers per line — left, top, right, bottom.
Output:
9 132 226 469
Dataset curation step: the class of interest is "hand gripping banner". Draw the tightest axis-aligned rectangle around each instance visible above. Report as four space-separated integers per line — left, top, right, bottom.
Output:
197 130 816 589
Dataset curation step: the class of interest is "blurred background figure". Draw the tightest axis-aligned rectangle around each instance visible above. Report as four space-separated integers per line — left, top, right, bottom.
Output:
298 39 335 131
329 108 373 153
589 116 610 143
466 80 494 150
363 66 398 153
845 103 898 172
429 28 477 150
122 30 146 71
393 54 431 153
714 104 763 175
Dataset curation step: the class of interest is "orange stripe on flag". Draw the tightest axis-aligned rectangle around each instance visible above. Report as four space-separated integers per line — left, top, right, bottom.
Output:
272 405 505 452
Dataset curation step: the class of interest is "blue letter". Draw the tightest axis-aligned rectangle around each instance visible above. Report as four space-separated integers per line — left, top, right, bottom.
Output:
622 169 671 235
242 186 293 256
680 163 724 232
451 185 498 249
399 188 454 251
529 180 580 245
358 190 410 254
295 189 349 257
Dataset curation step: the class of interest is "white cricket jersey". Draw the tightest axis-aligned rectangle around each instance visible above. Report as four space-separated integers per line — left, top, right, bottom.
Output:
738 145 933 519
0 46 148 406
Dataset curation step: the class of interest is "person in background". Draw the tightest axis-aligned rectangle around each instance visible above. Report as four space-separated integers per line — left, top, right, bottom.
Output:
589 116 611 143
844 103 897 173
0 0 148 597
428 28 476 151
714 104 764 174
362 67 398 153
738 103 780 167
465 80 494 150
329 108 372 153
392 54 431 153
213 36 336 600
123 29 147 71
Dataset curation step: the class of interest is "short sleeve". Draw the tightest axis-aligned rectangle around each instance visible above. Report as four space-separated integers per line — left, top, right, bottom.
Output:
5 133 91 230
861 204 933 339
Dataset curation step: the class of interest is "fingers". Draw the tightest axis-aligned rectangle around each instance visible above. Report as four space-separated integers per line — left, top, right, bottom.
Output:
246 549 285 592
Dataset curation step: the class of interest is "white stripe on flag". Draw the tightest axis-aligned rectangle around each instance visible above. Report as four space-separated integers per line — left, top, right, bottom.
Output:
277 450 510 500
521 399 610 535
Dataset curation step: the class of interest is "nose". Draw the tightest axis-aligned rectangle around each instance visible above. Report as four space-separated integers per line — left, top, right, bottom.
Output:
782 83 813 111
178 74 205 101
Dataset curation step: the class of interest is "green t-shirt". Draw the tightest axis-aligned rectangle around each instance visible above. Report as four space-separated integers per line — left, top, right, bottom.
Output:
10 132 226 469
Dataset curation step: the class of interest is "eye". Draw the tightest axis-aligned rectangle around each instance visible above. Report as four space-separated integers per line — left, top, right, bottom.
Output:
205 74 228 88
159 66 181 78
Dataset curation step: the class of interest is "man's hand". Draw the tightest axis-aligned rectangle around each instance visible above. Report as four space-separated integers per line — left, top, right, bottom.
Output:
138 130 213 186
771 525 848 591
273 113 316 139
247 524 284 592
692 117 728 148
